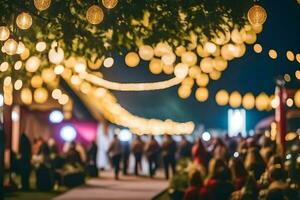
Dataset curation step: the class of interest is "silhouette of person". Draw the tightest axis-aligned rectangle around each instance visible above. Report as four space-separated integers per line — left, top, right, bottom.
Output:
131 135 144 175
20 134 32 190
108 134 122 180
144 135 160 178
162 135 177 179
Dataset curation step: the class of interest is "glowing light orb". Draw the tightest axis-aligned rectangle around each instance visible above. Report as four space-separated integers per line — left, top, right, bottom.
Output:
103 57 114 68
16 12 32 30
0 26 10 41
60 125 77 142
49 110 64 123
119 129 132 142
202 131 211 142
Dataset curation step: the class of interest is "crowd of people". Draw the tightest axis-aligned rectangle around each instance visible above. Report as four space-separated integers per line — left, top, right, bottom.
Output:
180 134 299 200
13 134 98 191
11 131 300 200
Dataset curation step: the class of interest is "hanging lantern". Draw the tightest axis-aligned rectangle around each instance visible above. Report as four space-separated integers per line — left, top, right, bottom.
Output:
154 42 172 57
20 48 30 60
196 73 209 87
213 57 228 71
175 46 186 57
162 64 174 75
49 47 64 64
102 0 118 9
125 52 140 67
182 77 194 88
209 70 221 80
231 29 243 44
247 4 267 26
241 29 257 44
204 42 217 54
34 88 48 104
4 38 18 55
181 51 197 66
31 75 43 88
103 57 114 68
42 68 56 83
21 88 33 105
174 63 189 79
215 90 229 106
196 45 210 58
242 93 255 109
229 91 242 108
162 53 176 66
0 26 10 41
16 12 32 30
34 0 51 11
221 44 234 60
255 92 269 111
195 87 209 102
25 56 41 72
138 45 154 61
178 85 192 99
149 59 163 74
86 5 104 25
188 65 201 78
294 89 300 108
200 57 214 73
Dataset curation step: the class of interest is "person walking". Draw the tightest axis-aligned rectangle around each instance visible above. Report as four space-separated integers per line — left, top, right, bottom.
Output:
108 134 122 180
131 135 144 176
162 135 177 179
144 135 160 178
178 135 192 159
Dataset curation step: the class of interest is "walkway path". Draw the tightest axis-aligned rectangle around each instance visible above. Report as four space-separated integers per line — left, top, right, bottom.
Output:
53 170 168 200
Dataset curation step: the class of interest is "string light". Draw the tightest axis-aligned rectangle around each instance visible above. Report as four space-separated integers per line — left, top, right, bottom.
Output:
84 72 182 91
67 78 195 135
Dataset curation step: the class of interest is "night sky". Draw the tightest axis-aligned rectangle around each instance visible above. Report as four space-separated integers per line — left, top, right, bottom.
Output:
98 0 300 131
